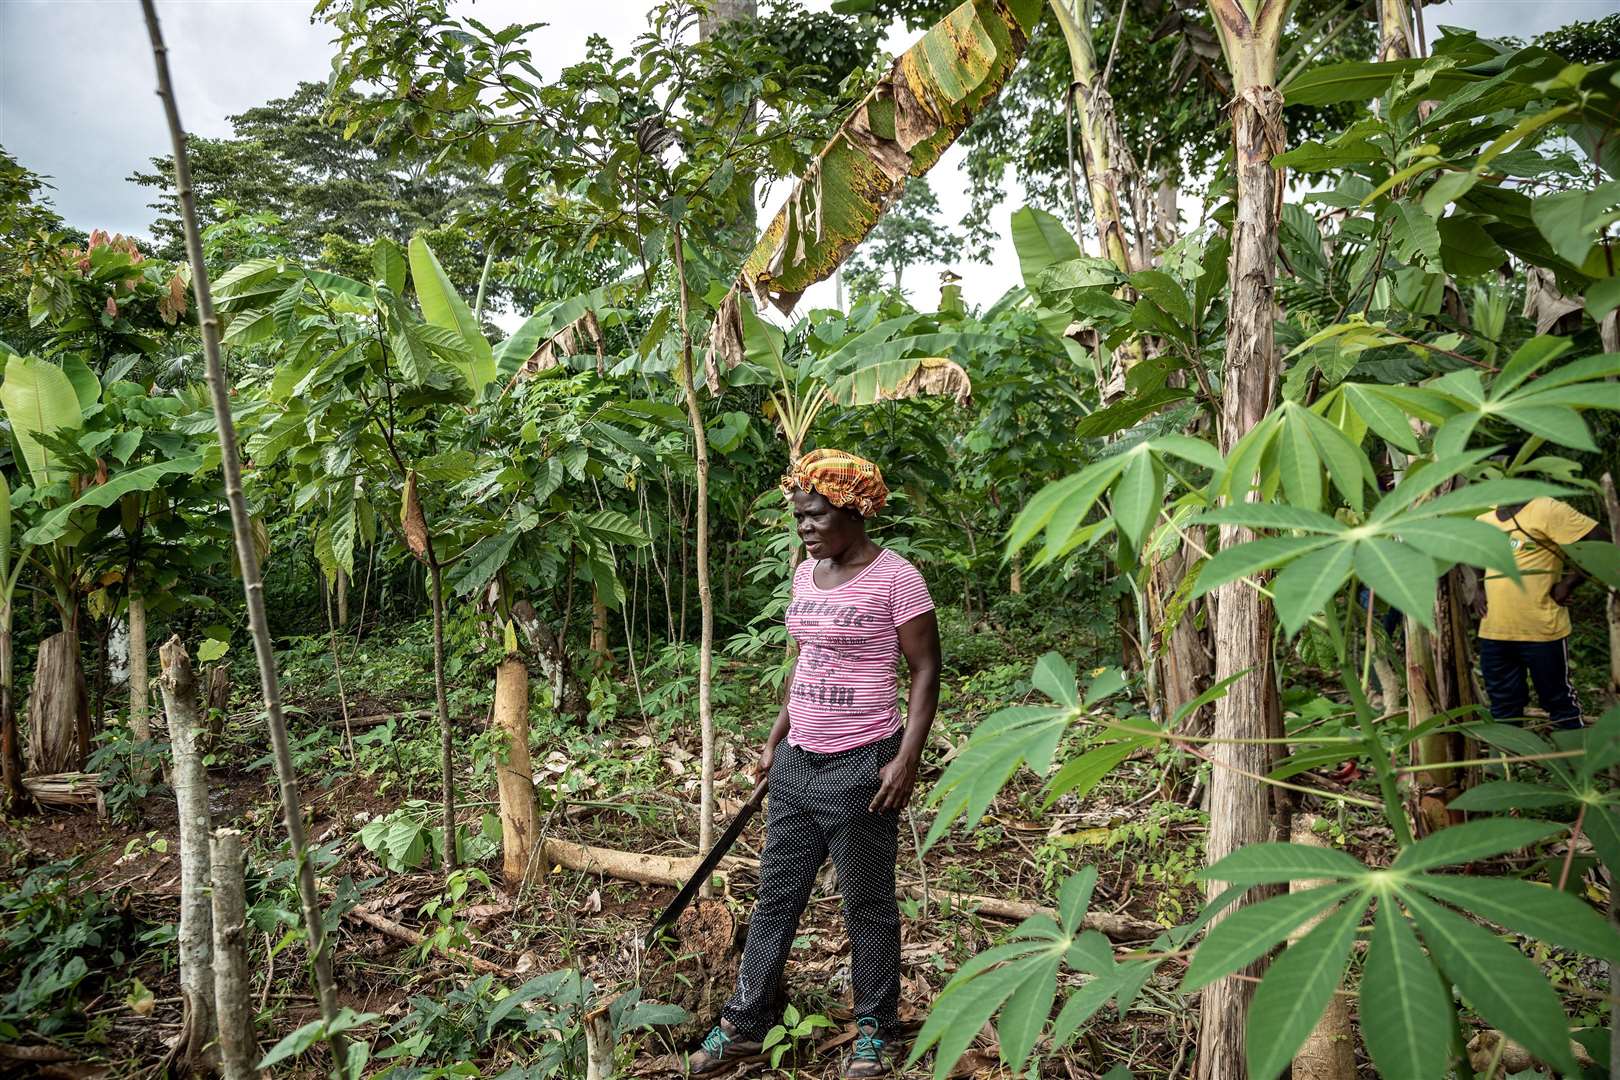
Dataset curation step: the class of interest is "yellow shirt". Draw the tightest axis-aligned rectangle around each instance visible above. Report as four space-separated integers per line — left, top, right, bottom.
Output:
1477 497 1597 642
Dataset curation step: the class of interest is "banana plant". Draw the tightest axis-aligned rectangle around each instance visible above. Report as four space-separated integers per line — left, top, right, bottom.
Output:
0 467 32 812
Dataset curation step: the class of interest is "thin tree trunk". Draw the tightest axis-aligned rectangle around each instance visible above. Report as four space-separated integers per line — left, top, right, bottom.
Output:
159 636 215 1070
428 551 457 871
1151 545 1213 733
590 588 614 674
129 591 149 746
27 630 86 774
584 1003 617 1080
672 223 717 882
1009 552 1022 595
336 568 349 629
1197 7 1287 1075
210 827 258 1080
493 656 539 890
140 1 348 1064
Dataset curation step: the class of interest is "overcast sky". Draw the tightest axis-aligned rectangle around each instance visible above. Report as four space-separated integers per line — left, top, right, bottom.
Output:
3 0 1617 320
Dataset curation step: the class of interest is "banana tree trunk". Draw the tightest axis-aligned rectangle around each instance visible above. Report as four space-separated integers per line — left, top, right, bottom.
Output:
1049 0 1141 398
1199 4 1289 1077
1378 0 1416 61
27 629 88 774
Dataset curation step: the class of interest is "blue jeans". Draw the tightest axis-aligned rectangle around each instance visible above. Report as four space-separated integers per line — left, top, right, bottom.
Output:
1478 637 1583 729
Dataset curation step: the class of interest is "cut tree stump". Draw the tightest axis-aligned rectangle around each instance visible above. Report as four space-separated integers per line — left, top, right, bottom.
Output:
492 657 539 890
1289 815 1353 1080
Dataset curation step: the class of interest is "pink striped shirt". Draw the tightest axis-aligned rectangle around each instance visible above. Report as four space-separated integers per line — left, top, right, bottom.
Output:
785 549 935 753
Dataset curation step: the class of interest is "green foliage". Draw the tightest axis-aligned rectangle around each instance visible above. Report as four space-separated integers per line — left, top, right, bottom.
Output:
760 1003 834 1068
357 800 501 872
0 858 129 1038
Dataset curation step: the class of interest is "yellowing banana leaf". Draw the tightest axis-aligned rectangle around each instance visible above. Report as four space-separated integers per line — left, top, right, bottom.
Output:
741 0 1042 311
827 356 973 408
0 352 83 488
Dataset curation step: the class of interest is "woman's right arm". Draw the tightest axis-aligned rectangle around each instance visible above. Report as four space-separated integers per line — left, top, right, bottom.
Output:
756 657 796 782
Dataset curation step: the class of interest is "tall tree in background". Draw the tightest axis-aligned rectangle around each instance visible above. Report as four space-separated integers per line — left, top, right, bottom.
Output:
843 178 960 295
130 82 499 296
1198 0 1291 1076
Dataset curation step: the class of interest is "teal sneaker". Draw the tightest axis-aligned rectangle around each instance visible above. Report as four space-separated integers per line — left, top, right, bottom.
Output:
686 1020 762 1076
844 1017 888 1077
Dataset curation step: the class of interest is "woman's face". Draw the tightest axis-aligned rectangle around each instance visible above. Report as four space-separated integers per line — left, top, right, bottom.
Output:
792 489 865 560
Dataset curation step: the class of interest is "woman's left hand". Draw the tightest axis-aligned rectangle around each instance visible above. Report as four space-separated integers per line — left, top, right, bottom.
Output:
870 751 920 813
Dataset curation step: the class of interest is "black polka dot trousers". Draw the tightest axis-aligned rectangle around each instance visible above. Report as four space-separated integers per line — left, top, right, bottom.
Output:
721 731 902 1039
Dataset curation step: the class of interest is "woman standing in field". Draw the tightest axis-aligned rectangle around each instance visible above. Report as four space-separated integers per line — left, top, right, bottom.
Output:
688 449 942 1079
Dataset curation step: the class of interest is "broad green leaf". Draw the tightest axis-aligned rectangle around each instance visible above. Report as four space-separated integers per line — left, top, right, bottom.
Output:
911 943 1054 1080
1276 411 1323 512
1182 884 1357 992
450 531 520 597
1057 867 1099 934
1531 181 1620 266
997 949 1060 1073
372 237 406 295
1195 504 1343 533
1361 902 1451 1080
1043 736 1147 806
1048 977 1117 1048
1444 780 1574 812
1402 478 1567 522
1393 518 1519 581
1283 59 1426 106
1411 874 1620 962
328 481 356 578
1337 384 1421 451
578 510 648 546
0 470 8 582
1074 388 1192 439
22 454 205 546
1246 896 1368 1080
1273 542 1355 636
1353 539 1437 628
1192 536 1334 599
407 235 495 392
1010 206 1082 289
1111 450 1159 551
1200 842 1366 888
1565 541 1620 591
1299 408 1370 512
259 1016 329 1068
62 355 100 410
925 705 1069 850
1405 892 1577 1073
0 353 82 487
1031 652 1078 707
1391 817 1560 872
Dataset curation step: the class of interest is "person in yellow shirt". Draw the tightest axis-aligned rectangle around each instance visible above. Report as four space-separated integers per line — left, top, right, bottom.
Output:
1476 496 1607 728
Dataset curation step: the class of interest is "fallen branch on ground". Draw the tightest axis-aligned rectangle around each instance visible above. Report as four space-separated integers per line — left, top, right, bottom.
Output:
346 905 510 975
540 838 1161 941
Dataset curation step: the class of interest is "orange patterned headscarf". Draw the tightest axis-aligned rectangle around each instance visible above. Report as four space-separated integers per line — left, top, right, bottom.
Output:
780 449 889 518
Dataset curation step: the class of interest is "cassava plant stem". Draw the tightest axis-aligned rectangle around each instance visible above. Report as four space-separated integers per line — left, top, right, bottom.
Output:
671 221 716 885
139 0 347 1065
